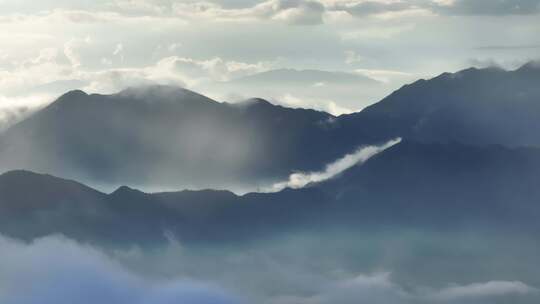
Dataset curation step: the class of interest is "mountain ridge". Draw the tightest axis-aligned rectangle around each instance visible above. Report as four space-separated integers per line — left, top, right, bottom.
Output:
1 63 540 192
2 139 540 245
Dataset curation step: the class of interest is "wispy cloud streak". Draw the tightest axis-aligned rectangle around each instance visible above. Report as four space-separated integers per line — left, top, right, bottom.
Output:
266 138 401 192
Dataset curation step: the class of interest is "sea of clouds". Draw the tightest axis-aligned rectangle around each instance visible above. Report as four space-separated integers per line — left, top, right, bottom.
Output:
1 231 538 304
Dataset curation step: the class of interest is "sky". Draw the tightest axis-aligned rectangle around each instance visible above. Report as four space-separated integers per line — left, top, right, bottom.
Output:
0 0 539 125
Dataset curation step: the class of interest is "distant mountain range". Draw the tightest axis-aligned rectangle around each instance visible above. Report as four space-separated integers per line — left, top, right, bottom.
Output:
211 68 387 112
1 63 539 192
228 68 380 85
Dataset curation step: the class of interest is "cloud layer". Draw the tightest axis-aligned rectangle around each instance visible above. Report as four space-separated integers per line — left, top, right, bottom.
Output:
0 235 240 304
1 233 537 304
294 272 538 304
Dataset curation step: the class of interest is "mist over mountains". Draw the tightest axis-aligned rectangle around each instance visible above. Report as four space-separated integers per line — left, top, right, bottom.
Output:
2 139 540 245
0 86 338 192
2 62 540 304
2 139 540 303
2 62 540 245
1 63 539 193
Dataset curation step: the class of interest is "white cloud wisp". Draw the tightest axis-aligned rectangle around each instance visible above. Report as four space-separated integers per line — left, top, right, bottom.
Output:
266 137 401 192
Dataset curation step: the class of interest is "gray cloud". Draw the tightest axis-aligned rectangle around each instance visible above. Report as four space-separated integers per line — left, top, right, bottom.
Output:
171 0 326 25
112 229 540 304
4 0 539 17
433 0 540 16
332 1 416 17
0 228 540 304
0 234 241 304
273 0 326 25
329 0 540 17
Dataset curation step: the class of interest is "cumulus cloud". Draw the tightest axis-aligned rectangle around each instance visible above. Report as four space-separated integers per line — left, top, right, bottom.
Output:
275 93 354 115
156 56 274 83
0 50 73 96
3 0 538 22
267 138 401 192
64 36 92 68
328 0 418 17
166 0 540 23
172 0 326 25
322 0 540 17
107 0 173 16
0 50 275 119
79 55 275 93
270 0 326 25
0 234 241 304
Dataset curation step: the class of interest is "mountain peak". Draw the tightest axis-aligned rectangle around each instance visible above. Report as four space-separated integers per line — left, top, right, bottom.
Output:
60 89 88 99
55 89 89 103
116 85 219 106
43 89 90 112
243 98 274 107
110 185 146 197
0 169 43 180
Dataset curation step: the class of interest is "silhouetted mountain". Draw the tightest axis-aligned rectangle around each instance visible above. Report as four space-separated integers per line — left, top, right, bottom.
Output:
2 141 539 245
340 62 540 147
0 85 362 191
